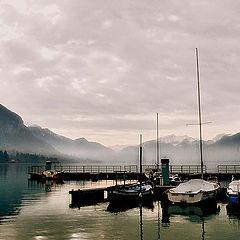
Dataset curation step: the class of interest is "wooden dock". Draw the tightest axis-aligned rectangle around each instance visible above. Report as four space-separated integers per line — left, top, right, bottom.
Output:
28 164 240 181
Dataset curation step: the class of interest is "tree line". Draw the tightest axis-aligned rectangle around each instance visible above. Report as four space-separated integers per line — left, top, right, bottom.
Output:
0 150 9 162
0 150 58 163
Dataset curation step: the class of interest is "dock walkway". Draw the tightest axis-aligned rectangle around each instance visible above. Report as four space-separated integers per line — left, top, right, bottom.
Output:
28 164 240 181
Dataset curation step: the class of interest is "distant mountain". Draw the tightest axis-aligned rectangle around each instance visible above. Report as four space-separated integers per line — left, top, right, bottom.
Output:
0 104 56 155
1 104 239 167
119 133 240 169
28 125 116 162
159 134 196 144
109 144 128 152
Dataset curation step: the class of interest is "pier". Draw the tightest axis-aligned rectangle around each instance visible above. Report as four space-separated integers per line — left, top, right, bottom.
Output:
27 163 237 207
28 164 240 181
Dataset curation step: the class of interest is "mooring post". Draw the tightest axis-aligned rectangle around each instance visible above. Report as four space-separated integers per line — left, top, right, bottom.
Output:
45 161 52 171
115 172 118 186
161 158 169 185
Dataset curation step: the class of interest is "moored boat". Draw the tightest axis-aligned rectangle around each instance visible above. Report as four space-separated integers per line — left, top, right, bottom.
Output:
167 49 220 205
109 135 153 204
226 180 240 204
109 183 153 202
167 179 219 204
42 170 64 180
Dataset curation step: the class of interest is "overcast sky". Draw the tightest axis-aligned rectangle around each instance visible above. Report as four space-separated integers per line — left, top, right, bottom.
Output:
0 0 239 146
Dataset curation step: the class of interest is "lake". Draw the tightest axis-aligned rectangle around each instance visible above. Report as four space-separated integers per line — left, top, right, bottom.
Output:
0 163 239 240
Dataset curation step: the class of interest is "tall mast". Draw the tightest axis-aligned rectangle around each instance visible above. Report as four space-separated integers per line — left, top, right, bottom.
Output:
196 48 204 179
156 113 160 169
140 134 143 175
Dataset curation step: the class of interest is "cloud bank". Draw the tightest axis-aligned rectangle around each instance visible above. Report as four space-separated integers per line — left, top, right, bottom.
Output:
0 0 239 145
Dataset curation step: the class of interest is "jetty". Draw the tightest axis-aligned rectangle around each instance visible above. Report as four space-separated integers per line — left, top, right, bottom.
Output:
28 164 240 181
28 161 238 207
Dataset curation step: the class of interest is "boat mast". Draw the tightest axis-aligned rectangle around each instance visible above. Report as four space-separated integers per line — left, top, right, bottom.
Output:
156 113 160 170
196 48 204 179
139 134 143 188
140 134 143 175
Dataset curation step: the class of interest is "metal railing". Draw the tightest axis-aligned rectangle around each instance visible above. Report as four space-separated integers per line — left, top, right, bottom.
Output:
28 165 139 174
29 164 206 174
217 165 240 173
170 165 206 174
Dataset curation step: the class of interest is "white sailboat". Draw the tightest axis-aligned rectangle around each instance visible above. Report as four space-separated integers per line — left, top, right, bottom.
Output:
167 48 220 204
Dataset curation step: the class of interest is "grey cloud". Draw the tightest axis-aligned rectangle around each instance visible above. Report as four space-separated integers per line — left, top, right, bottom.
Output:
0 0 240 145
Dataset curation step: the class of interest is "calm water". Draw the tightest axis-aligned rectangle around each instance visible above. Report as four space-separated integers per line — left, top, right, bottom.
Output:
0 164 240 240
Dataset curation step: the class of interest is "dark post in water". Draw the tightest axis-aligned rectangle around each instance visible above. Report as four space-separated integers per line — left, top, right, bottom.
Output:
45 161 52 171
161 158 169 185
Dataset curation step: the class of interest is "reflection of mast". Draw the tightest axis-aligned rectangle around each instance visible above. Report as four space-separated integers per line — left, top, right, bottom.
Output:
201 217 205 240
139 204 143 240
157 200 161 240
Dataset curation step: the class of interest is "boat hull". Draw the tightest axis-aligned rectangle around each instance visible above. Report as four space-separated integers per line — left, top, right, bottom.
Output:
167 190 217 204
226 194 239 204
109 184 153 204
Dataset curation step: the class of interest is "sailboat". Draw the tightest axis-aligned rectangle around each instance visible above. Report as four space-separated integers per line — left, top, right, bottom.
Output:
108 135 153 204
167 48 220 204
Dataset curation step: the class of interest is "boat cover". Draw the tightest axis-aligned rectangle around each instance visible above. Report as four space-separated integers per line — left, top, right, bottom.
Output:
228 180 240 193
169 179 218 194
123 184 152 193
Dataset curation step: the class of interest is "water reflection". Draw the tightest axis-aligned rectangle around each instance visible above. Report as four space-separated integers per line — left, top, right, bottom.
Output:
28 179 64 192
161 201 220 240
1 164 240 240
139 204 143 240
226 201 240 228
0 164 26 222
107 199 154 213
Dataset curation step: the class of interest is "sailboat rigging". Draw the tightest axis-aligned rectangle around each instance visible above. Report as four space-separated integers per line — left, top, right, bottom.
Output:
167 48 220 204
196 48 204 179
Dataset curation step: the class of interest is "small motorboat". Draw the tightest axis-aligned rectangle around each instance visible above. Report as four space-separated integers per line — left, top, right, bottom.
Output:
167 179 220 204
109 135 153 204
41 170 64 180
226 180 240 204
110 183 152 198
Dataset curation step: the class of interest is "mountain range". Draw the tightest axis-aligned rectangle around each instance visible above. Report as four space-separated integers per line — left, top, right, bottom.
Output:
0 104 239 167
